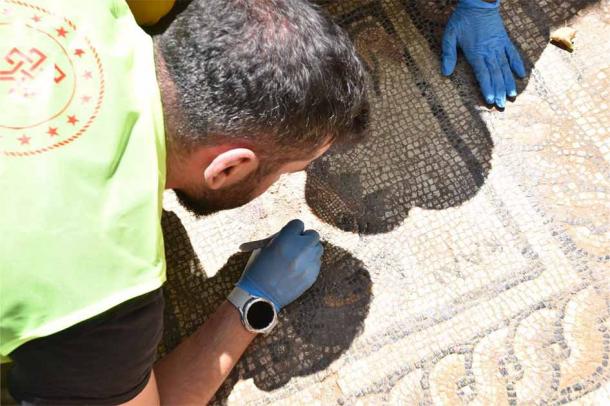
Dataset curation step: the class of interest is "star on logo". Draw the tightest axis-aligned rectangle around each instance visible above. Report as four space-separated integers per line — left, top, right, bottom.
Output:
56 27 68 38
47 127 59 136
67 115 78 125
81 95 91 104
18 135 31 145
74 48 85 57
83 71 93 80
32 15 41 22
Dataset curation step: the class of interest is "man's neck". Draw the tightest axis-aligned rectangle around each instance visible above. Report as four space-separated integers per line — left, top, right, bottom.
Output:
153 43 181 191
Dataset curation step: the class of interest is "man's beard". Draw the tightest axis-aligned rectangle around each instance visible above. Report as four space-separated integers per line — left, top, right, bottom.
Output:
174 174 262 217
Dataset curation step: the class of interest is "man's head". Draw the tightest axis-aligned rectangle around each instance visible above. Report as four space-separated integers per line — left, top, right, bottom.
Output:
156 0 369 216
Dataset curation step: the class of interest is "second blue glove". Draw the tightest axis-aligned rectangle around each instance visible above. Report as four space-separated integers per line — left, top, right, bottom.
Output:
441 0 526 108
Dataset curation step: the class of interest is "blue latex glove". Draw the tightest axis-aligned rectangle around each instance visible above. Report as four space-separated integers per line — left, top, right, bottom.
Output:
236 219 323 311
441 0 526 108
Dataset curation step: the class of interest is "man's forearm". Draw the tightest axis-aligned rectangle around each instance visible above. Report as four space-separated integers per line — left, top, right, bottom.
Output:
154 300 256 405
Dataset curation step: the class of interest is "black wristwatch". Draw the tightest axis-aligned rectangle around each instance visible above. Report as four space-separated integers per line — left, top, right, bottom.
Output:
228 286 278 334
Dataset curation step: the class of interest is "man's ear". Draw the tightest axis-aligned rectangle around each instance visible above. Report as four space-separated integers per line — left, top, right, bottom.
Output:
203 148 259 190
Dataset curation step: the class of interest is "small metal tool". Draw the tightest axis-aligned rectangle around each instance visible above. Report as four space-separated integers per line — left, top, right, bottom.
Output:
239 233 278 252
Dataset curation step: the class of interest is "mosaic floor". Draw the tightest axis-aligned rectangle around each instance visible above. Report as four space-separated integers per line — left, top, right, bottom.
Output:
2 0 608 405
160 0 610 404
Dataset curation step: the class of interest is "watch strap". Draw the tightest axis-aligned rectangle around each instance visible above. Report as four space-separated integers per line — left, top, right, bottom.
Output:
228 286 251 310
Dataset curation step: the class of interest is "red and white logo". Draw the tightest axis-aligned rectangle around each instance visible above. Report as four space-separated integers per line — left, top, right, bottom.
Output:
1 0 103 156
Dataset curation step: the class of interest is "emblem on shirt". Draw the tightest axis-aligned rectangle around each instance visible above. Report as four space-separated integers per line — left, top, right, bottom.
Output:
0 0 104 156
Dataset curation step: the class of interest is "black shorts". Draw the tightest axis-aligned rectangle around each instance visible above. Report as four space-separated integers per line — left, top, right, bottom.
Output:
7 288 164 405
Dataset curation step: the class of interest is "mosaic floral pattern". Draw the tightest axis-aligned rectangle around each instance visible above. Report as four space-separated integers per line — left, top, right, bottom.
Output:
160 0 609 404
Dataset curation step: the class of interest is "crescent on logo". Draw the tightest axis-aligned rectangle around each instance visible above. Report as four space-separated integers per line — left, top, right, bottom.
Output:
0 0 104 157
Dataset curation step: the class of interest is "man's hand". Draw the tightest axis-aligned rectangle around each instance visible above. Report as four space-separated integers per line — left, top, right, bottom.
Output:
154 220 322 404
441 0 526 108
236 219 323 311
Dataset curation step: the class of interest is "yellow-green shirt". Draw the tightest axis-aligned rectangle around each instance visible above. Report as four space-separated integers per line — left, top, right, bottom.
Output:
0 0 166 358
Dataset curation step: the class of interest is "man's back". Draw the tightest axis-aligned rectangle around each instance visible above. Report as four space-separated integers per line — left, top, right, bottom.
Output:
1 0 166 359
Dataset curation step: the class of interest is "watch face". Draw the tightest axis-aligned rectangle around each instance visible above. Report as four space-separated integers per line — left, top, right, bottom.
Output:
246 299 275 330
